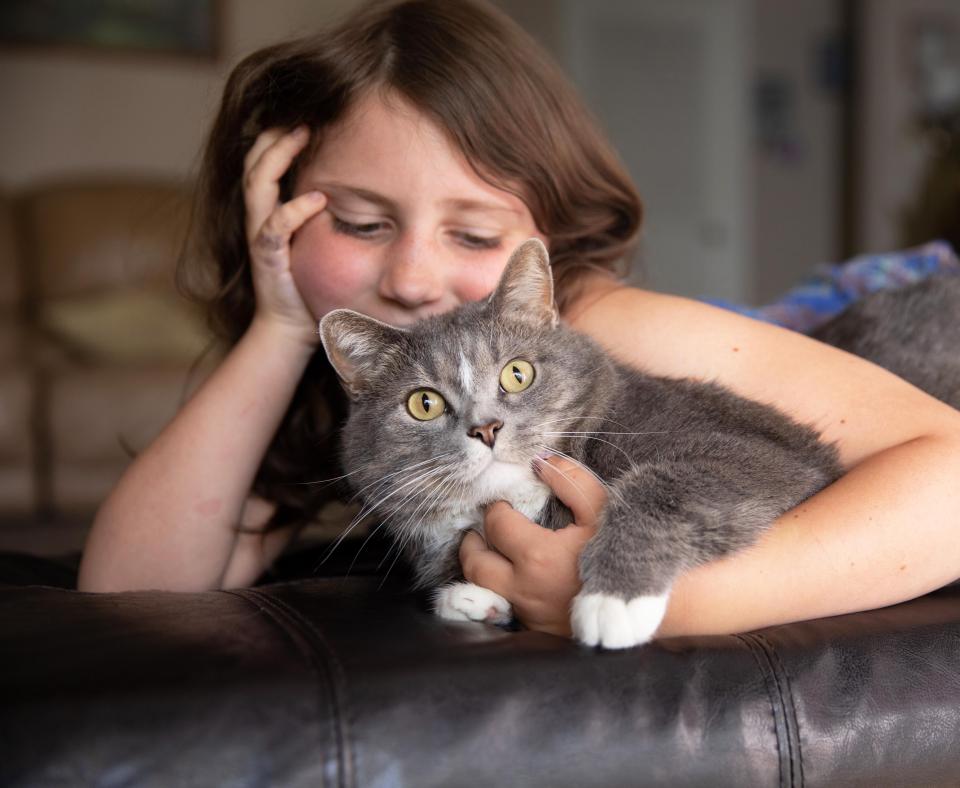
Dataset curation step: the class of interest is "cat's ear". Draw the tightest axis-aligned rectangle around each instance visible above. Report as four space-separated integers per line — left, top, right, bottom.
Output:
491 238 559 328
319 309 405 399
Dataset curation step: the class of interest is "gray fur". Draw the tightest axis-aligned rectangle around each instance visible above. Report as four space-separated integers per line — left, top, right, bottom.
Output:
320 239 844 603
811 275 960 409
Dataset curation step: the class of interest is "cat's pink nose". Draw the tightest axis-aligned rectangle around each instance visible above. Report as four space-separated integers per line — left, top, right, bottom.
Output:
468 419 504 448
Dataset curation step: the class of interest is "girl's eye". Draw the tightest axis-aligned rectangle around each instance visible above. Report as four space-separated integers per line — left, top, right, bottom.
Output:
456 232 501 251
332 219 498 250
332 217 387 238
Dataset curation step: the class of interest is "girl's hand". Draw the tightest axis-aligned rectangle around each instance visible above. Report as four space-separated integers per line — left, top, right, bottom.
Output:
243 125 327 347
459 456 606 637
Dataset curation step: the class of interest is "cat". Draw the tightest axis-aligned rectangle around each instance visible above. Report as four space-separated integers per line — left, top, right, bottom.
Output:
319 238 848 649
810 274 960 410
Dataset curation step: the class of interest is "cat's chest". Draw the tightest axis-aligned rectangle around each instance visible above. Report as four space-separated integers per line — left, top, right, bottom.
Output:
420 474 553 541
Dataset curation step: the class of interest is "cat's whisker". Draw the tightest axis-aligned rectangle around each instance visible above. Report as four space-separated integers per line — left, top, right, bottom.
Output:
547 433 636 466
347 465 455 575
377 466 456 590
535 444 609 489
338 517 391 579
318 460 455 568
380 465 456 538
313 508 377 568
346 452 459 505
299 452 451 497
534 449 605 520
344 456 456 516
361 469 453 553
544 430 673 437
528 414 633 431
343 465 452 581
390 468 463 558
319 461 457 576
379 471 461 589
288 464 374 487
378 460 459 524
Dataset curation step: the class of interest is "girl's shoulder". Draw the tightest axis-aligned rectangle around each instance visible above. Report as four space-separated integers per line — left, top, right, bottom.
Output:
563 281 960 467
562 278 767 383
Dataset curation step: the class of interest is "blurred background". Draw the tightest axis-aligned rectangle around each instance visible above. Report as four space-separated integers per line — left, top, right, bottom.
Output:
1 0 958 555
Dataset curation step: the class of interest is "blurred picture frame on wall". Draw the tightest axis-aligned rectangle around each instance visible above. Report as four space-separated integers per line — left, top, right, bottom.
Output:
0 0 220 61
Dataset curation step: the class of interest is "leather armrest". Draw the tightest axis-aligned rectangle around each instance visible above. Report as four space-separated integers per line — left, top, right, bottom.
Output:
1 556 958 787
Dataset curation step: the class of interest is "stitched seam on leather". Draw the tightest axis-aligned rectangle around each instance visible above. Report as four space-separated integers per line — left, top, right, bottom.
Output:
757 635 804 788
746 633 800 788
255 590 357 788
226 588 345 788
734 634 789 788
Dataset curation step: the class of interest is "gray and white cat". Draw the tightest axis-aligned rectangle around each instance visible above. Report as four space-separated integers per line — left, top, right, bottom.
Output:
810 274 960 410
319 239 849 649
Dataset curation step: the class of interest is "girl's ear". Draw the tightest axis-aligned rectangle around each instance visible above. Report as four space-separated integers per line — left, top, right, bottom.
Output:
319 309 405 399
491 238 559 328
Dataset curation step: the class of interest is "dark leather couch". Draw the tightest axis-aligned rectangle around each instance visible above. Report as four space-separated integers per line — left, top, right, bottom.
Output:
2 538 959 787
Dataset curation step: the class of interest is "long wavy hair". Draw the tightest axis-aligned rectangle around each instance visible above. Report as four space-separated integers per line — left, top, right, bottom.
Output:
180 0 643 532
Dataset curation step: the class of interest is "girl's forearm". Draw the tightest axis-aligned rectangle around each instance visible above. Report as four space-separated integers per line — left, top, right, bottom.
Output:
656 432 960 638
78 318 316 593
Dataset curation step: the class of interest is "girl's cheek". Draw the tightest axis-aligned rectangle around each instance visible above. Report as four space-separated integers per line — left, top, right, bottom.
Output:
290 221 375 317
453 253 515 303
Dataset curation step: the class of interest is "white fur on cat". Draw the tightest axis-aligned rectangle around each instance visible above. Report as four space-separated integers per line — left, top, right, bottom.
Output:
571 592 669 649
430 459 547 626
433 582 512 624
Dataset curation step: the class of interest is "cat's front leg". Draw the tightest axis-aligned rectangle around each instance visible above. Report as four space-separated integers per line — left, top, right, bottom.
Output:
406 521 513 626
569 467 692 649
571 587 670 650
572 539 674 649
571 458 785 649
432 582 513 625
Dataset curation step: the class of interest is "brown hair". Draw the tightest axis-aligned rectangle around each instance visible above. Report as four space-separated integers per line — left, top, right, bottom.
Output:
182 0 642 531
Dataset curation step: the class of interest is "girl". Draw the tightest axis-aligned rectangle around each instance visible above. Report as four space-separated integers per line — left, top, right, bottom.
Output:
78 0 960 641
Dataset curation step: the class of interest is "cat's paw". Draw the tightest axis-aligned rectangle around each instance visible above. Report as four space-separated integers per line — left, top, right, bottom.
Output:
433 582 513 625
571 591 669 649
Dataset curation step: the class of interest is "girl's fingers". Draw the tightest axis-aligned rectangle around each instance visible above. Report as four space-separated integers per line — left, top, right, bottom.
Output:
243 126 312 240
242 128 292 228
533 456 606 527
459 529 514 597
250 191 327 269
243 127 286 173
482 501 554 564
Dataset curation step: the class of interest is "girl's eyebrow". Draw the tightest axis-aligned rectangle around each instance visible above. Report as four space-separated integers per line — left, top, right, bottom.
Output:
314 181 520 215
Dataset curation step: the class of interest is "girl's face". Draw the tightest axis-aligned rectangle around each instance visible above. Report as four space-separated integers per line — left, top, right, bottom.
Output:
290 90 546 327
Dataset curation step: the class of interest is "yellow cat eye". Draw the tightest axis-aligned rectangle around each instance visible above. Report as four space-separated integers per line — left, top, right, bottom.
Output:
407 389 446 421
499 359 535 393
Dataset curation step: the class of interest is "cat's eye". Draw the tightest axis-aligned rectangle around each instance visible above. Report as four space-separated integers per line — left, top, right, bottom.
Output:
407 389 446 421
499 359 535 393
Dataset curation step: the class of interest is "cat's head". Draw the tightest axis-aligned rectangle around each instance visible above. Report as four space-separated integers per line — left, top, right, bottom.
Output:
319 238 610 527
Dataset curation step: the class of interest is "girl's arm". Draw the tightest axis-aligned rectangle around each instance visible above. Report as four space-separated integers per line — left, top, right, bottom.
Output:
78 318 315 592
79 126 327 593
569 287 960 469
460 286 960 636
462 436 960 638
659 430 960 636
587 288 960 628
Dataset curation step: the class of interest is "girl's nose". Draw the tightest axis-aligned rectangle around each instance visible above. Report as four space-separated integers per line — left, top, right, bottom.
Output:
378 237 445 309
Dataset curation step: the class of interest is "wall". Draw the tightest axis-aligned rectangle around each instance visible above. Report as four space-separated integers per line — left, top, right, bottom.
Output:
0 0 359 189
2 0 856 299
857 0 960 253
753 0 843 301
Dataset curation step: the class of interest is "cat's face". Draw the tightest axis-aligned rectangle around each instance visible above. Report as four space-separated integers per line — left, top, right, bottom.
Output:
320 239 604 526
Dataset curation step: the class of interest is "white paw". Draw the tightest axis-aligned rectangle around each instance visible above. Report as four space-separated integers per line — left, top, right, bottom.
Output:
571 591 669 649
433 582 513 625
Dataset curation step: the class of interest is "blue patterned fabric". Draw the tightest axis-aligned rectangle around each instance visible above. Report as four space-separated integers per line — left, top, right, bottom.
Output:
705 240 960 334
